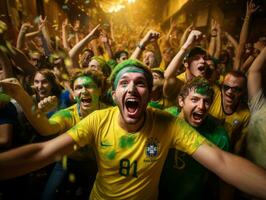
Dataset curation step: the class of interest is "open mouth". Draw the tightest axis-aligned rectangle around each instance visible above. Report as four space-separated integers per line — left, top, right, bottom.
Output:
198 66 205 72
192 112 204 121
81 97 92 106
125 98 139 114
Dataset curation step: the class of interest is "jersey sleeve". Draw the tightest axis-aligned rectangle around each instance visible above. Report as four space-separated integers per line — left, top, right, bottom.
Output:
49 109 72 133
171 118 206 155
67 112 97 147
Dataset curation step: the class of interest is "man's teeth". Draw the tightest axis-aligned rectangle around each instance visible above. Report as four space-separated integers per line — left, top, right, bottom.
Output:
193 113 204 120
127 99 138 103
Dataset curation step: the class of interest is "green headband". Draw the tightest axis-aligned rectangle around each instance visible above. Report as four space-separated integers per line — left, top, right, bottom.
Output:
113 66 146 89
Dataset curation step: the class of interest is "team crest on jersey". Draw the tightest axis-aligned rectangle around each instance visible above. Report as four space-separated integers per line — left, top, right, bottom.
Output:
145 137 160 158
232 119 240 127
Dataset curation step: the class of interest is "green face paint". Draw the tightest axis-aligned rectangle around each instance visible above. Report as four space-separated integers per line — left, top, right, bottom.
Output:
76 76 97 89
195 85 212 97
74 76 99 105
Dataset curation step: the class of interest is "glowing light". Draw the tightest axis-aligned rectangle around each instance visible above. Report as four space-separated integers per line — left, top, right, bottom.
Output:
108 4 125 13
128 0 135 4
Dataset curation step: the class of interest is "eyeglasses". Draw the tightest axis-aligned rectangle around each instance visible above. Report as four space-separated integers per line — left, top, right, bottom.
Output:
221 84 243 93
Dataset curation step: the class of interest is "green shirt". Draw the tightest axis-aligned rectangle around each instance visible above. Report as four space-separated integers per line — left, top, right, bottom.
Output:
159 106 230 200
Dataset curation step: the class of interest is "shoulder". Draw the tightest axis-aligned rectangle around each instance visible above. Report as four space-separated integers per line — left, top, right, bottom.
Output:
176 72 186 82
147 107 176 122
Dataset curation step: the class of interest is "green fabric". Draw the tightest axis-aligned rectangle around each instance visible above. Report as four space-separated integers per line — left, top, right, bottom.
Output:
148 101 163 110
160 107 230 200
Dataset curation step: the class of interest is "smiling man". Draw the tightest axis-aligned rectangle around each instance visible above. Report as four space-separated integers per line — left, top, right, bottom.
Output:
160 77 229 200
0 59 266 200
208 71 250 154
0 69 106 199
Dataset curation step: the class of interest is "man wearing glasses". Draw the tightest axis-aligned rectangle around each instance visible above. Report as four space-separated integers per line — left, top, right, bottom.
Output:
164 30 250 155
209 71 250 155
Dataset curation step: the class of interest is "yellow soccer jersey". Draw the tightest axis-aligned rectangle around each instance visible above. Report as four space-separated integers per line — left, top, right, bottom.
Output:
68 106 205 200
49 104 80 133
176 71 186 83
208 87 250 153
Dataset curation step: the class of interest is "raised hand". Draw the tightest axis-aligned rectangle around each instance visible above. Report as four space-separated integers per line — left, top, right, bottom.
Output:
38 15 47 31
20 22 33 33
246 0 260 17
89 24 101 40
0 78 23 98
141 30 160 47
37 95 58 113
183 30 203 49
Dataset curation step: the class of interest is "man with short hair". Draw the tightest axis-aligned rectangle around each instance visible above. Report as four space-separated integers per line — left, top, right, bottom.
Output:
164 30 250 154
209 71 250 154
0 59 266 200
160 77 229 199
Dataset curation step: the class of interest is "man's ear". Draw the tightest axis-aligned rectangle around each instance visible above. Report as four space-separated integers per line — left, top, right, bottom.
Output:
178 95 184 107
184 62 189 69
111 90 117 104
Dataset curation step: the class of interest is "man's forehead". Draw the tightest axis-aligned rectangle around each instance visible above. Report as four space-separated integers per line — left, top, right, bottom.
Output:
224 74 245 86
120 72 147 80
189 88 211 98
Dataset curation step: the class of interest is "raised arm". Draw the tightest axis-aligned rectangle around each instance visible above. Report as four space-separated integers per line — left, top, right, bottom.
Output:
214 22 221 59
0 49 13 78
61 18 70 51
234 0 259 70
100 31 113 60
208 19 217 57
163 30 202 99
0 78 61 135
130 30 160 60
192 142 266 199
9 47 37 75
0 133 76 180
247 46 266 99
224 31 238 55
179 24 194 48
38 15 53 56
16 23 33 50
69 24 101 68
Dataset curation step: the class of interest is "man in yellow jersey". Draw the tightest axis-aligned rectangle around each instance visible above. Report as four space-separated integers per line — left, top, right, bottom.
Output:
0 59 265 200
0 69 106 199
208 71 250 154
164 30 250 154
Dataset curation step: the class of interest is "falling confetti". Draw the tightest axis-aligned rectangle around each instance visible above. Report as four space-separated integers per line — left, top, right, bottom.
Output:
69 173 76 183
0 20 7 33
62 155 68 169
62 4 69 10
64 58 72 67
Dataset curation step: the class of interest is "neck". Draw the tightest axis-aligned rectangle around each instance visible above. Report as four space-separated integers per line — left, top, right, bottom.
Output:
185 70 194 81
78 104 99 118
118 114 146 133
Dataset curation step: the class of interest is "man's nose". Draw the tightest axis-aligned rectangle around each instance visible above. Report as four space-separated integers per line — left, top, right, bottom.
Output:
198 100 205 110
127 82 136 93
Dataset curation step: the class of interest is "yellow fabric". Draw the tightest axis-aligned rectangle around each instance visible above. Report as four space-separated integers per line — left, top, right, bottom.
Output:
176 71 186 83
68 106 205 200
49 104 80 133
208 86 250 154
159 60 166 70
